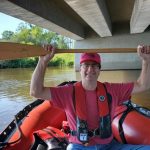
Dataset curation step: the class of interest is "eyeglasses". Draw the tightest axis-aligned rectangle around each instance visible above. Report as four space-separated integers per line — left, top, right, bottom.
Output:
80 63 100 70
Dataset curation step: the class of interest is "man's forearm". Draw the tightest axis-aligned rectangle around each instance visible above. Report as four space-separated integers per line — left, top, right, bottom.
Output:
139 60 150 90
30 45 55 100
134 60 150 94
30 59 47 98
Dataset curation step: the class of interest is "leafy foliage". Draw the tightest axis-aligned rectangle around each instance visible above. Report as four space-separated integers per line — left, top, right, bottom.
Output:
2 31 14 40
0 23 74 68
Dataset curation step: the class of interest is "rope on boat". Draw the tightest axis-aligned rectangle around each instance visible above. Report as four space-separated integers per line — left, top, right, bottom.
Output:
113 100 150 144
0 116 22 149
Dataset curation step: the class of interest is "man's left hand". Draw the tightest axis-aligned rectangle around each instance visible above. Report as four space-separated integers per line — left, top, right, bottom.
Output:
137 45 150 62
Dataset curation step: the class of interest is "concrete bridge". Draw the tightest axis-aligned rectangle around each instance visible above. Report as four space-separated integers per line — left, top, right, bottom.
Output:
1 0 150 70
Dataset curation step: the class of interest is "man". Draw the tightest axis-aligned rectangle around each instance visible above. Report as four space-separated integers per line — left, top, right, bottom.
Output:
30 45 150 150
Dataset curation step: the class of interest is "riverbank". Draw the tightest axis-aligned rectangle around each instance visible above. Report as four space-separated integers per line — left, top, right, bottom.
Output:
0 53 74 69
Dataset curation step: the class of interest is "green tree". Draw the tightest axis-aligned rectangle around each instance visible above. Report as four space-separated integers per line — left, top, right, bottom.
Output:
2 31 14 40
57 36 68 49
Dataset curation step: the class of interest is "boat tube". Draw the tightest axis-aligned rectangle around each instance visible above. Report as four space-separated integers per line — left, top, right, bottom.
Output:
112 101 150 145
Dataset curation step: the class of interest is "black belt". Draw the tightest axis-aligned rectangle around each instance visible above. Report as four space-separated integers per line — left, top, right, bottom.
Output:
70 128 100 137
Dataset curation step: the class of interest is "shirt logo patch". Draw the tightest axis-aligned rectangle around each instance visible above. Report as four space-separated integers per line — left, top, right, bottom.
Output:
99 95 105 101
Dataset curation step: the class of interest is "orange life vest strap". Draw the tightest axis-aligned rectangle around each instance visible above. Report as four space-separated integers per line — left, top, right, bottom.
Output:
97 82 109 117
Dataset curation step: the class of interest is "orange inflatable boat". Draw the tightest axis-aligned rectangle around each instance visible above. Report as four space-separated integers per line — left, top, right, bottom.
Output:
0 82 150 150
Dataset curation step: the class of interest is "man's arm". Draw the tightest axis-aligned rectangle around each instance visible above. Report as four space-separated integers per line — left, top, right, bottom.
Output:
132 45 150 94
30 45 55 100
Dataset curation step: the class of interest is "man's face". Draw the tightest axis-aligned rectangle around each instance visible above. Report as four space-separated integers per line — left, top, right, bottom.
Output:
80 61 100 82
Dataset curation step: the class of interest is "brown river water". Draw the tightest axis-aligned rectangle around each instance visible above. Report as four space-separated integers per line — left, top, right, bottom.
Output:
0 67 150 132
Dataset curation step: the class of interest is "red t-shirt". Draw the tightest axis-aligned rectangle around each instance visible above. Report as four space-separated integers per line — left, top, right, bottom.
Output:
50 82 134 145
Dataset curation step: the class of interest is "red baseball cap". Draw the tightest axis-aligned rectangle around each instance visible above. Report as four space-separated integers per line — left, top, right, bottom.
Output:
80 53 101 64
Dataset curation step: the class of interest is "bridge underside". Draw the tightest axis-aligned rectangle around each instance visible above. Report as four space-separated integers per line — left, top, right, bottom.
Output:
1 0 150 69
